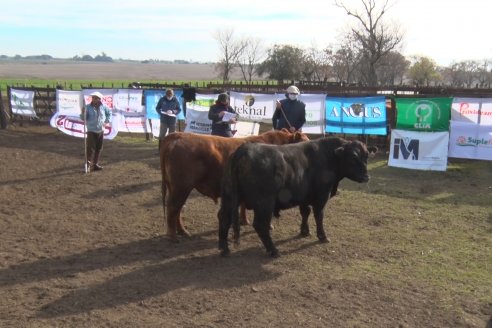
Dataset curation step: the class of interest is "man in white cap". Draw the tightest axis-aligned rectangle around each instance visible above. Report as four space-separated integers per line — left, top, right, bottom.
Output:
81 91 112 172
272 85 306 132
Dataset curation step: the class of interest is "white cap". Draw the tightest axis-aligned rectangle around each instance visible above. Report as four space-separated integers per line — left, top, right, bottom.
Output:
89 91 104 99
286 85 300 94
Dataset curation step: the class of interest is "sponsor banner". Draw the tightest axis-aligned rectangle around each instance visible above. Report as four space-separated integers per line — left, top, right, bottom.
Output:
117 114 149 134
325 96 387 135
388 129 449 171
451 97 492 125
144 89 185 120
56 90 83 116
448 121 492 161
184 94 215 134
49 112 120 140
395 97 452 131
230 91 276 123
10 89 36 117
113 89 144 114
276 93 325 135
82 89 116 109
232 121 260 138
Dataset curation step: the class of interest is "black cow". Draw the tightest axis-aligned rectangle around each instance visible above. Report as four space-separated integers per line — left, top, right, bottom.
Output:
218 137 370 257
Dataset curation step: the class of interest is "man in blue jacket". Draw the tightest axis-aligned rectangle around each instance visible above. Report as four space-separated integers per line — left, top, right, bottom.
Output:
156 88 181 139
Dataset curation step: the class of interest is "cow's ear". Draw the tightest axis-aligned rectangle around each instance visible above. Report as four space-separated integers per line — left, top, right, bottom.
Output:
335 146 344 157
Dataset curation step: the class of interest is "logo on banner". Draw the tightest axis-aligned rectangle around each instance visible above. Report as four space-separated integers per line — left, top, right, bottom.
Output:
244 95 255 106
328 103 382 118
407 100 442 129
393 138 419 160
456 135 492 147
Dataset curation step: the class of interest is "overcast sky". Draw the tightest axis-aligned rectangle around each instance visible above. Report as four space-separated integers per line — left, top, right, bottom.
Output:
1 0 491 67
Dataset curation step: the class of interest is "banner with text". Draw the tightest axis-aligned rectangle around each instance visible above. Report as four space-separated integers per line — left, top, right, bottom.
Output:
395 97 452 131
325 96 387 135
82 89 116 109
10 89 36 117
230 91 276 123
49 112 120 140
451 97 492 125
448 121 492 161
388 129 449 171
56 90 83 116
113 89 144 114
183 94 215 134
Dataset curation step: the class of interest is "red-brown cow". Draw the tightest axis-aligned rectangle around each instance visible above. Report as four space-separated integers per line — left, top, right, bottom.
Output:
160 129 309 240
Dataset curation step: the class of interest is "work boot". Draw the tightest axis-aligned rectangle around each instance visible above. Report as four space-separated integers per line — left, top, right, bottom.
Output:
93 163 103 171
93 151 103 171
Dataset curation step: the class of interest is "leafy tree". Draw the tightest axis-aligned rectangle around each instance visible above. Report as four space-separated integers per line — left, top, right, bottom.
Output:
376 51 410 85
257 44 305 82
407 56 441 86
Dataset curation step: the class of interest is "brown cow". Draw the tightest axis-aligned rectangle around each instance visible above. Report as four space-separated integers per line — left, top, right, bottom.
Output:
160 129 309 240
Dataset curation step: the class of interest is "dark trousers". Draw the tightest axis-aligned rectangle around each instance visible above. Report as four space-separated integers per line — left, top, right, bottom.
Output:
86 131 104 163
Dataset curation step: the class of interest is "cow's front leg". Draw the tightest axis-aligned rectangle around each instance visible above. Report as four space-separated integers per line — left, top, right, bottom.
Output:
312 206 329 243
299 204 311 237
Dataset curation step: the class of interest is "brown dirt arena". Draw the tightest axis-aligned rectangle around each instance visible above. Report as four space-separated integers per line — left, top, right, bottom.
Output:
0 62 490 327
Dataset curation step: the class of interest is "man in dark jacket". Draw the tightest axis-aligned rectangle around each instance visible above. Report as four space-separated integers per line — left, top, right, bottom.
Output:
272 85 306 132
208 93 237 137
156 88 181 139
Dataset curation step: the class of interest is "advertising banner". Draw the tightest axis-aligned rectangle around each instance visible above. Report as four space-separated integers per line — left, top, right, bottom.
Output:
395 97 452 131
388 129 449 171
325 96 387 135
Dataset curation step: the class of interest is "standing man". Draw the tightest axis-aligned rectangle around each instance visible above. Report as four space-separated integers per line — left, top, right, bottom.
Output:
81 91 112 172
156 88 181 140
272 85 306 132
208 93 237 137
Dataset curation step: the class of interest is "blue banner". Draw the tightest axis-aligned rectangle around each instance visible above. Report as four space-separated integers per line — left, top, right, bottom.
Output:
325 96 387 135
145 89 184 120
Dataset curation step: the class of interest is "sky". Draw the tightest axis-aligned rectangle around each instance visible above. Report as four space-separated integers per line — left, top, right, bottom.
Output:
1 0 491 67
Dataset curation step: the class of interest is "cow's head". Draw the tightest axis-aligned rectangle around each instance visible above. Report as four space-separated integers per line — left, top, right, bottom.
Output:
279 128 309 143
335 140 369 183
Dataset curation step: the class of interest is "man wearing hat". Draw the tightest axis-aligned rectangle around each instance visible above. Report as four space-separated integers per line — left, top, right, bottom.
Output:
81 91 112 172
272 85 306 132
208 93 237 137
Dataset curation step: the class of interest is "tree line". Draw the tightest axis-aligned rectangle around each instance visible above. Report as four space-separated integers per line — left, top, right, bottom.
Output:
214 0 492 88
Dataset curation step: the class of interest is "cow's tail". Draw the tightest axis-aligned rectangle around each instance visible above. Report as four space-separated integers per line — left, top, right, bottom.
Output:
218 146 244 256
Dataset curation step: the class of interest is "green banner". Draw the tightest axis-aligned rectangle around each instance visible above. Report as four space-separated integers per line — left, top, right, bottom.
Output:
395 97 452 131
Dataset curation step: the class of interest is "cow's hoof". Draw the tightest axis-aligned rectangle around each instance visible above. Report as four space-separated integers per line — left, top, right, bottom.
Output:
220 249 230 257
318 236 330 243
299 230 311 238
269 250 280 258
177 229 191 238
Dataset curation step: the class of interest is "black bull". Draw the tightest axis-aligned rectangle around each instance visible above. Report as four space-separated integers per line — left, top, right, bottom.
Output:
218 137 370 257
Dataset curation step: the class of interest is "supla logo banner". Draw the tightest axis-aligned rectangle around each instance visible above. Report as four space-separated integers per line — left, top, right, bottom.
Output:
388 129 449 171
448 121 492 161
395 97 452 131
325 96 387 135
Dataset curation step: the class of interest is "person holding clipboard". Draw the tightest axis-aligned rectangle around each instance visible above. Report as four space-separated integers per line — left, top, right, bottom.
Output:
208 93 237 137
156 88 182 141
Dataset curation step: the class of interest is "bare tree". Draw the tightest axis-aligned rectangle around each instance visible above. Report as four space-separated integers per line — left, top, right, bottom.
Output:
376 51 410 85
326 35 362 84
213 28 247 83
236 37 264 85
302 45 331 82
334 0 404 85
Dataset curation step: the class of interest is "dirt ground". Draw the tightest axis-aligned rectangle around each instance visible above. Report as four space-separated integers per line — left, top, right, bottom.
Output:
0 123 490 327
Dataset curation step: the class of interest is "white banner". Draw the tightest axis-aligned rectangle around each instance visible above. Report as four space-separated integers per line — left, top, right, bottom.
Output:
56 90 83 116
232 121 260 138
117 114 149 134
113 89 144 114
184 106 212 134
49 112 120 140
10 89 36 117
230 91 276 123
184 94 215 134
388 129 449 171
448 121 492 161
451 97 492 125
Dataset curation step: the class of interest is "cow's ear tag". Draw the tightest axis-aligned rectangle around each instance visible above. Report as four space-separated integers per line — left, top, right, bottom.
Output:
335 146 344 157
